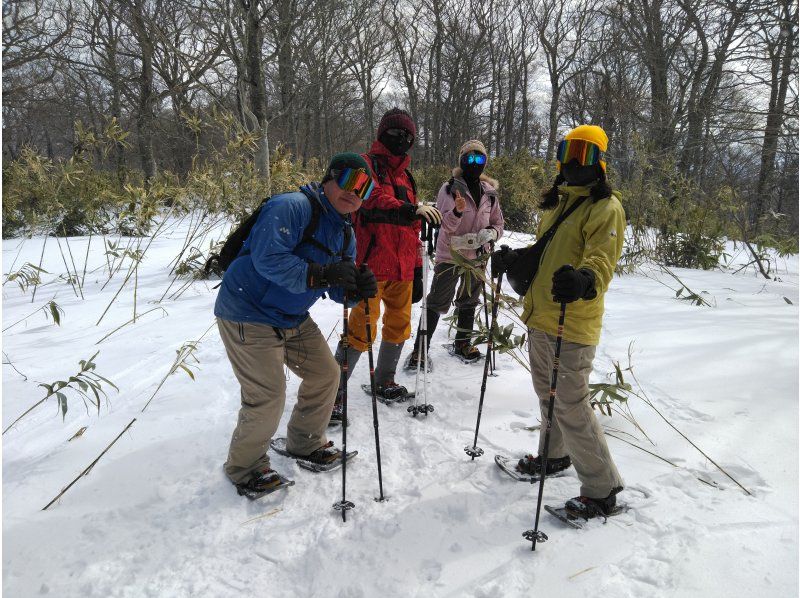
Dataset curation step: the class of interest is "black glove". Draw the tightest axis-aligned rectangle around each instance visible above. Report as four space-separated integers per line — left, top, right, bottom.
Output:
398 203 443 225
490 245 520 278
356 266 378 299
307 260 358 292
551 265 596 303
398 203 417 224
412 266 423 303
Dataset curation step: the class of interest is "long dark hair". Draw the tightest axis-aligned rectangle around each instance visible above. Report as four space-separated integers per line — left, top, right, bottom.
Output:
539 173 565 210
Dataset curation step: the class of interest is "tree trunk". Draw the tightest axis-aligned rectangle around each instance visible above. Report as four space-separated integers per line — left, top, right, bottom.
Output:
130 0 157 184
752 0 796 231
243 0 269 181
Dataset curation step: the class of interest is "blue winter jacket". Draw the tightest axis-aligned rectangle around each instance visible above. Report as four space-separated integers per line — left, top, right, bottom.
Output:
214 183 357 328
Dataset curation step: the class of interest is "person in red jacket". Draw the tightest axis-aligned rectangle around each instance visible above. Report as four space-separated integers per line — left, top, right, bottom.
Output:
331 108 442 422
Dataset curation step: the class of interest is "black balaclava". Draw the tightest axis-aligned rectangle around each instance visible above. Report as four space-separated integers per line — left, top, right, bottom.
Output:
460 153 485 202
561 160 602 186
379 131 413 156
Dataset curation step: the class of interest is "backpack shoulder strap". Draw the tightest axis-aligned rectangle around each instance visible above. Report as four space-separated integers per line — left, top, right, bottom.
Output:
405 168 417 198
298 187 341 257
300 191 322 246
368 154 385 182
342 220 353 257
537 195 589 246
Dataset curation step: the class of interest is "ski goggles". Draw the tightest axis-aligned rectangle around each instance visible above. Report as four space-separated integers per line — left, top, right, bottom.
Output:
336 167 375 201
556 138 604 167
384 128 414 143
464 153 487 165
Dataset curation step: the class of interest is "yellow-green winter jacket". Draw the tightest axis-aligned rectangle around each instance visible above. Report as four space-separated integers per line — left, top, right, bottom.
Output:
521 186 625 346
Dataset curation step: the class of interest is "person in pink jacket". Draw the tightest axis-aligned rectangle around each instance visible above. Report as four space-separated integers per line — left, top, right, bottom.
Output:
406 140 505 369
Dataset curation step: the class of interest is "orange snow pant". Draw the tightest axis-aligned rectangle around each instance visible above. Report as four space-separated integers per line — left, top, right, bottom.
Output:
347 280 412 352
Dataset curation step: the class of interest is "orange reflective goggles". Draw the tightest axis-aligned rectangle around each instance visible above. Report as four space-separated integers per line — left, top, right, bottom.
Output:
336 168 375 201
556 138 604 167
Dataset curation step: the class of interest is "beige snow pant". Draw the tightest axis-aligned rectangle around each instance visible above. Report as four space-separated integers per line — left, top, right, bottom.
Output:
529 328 624 498
218 317 340 484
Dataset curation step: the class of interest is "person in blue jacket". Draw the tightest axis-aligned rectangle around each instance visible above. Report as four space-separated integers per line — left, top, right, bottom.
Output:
215 152 378 497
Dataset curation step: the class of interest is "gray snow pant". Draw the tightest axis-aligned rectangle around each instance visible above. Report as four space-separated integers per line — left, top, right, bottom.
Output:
426 262 482 315
529 328 624 498
218 317 340 484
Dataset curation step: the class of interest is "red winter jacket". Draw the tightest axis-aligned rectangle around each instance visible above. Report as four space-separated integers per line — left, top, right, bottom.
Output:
355 140 422 281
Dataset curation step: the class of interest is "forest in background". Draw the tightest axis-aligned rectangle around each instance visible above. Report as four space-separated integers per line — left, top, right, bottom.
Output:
2 0 798 271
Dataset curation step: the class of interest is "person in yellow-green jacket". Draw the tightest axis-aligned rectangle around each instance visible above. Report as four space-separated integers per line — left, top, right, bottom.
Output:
492 124 626 520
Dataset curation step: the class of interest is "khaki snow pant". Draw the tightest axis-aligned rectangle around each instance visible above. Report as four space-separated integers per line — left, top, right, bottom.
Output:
529 328 624 498
218 317 340 484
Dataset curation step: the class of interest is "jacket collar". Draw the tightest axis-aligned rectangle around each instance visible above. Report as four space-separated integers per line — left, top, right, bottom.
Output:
368 139 411 174
562 185 592 197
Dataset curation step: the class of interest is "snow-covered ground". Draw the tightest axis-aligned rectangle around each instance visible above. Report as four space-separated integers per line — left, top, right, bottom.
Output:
2 219 798 597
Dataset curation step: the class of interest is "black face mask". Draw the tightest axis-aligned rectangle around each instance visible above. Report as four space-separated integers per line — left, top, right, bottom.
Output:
379 131 413 156
460 157 486 182
561 161 602 186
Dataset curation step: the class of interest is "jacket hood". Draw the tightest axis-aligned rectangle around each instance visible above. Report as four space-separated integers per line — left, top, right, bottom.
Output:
451 167 499 190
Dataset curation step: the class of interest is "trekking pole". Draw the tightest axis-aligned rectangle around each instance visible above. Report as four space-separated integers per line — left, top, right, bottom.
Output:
523 301 567 550
483 242 497 377
333 257 355 522
464 271 504 459
360 237 386 502
409 220 435 417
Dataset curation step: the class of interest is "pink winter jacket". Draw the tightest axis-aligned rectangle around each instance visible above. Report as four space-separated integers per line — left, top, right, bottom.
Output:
435 173 505 264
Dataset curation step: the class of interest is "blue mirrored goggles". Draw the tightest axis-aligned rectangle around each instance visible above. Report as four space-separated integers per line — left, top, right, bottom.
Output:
464 153 487 165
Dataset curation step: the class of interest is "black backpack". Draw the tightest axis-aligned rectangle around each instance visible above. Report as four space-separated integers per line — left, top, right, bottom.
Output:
204 189 348 277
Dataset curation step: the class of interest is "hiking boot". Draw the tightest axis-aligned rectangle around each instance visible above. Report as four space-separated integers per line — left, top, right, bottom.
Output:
328 390 346 427
453 339 482 362
375 381 409 401
564 487 623 519
296 440 341 465
516 454 572 476
237 468 281 494
405 350 432 372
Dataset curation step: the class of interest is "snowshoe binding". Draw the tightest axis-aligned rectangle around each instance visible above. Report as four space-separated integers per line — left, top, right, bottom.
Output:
270 437 357 473
545 488 626 529
445 340 482 364
235 468 294 500
494 454 571 482
363 381 414 405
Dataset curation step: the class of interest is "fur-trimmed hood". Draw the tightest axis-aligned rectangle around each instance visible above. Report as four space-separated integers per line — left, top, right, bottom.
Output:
451 167 499 191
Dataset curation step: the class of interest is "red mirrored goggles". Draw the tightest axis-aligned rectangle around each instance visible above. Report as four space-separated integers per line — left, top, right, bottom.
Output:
556 138 604 167
336 168 375 201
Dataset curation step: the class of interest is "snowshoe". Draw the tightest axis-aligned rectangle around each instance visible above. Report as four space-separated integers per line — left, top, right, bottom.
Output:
516 454 572 476
564 490 620 518
235 469 295 500
363 381 414 405
404 351 432 373
545 502 628 529
546 489 626 528
444 341 482 364
494 454 569 482
270 437 357 473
